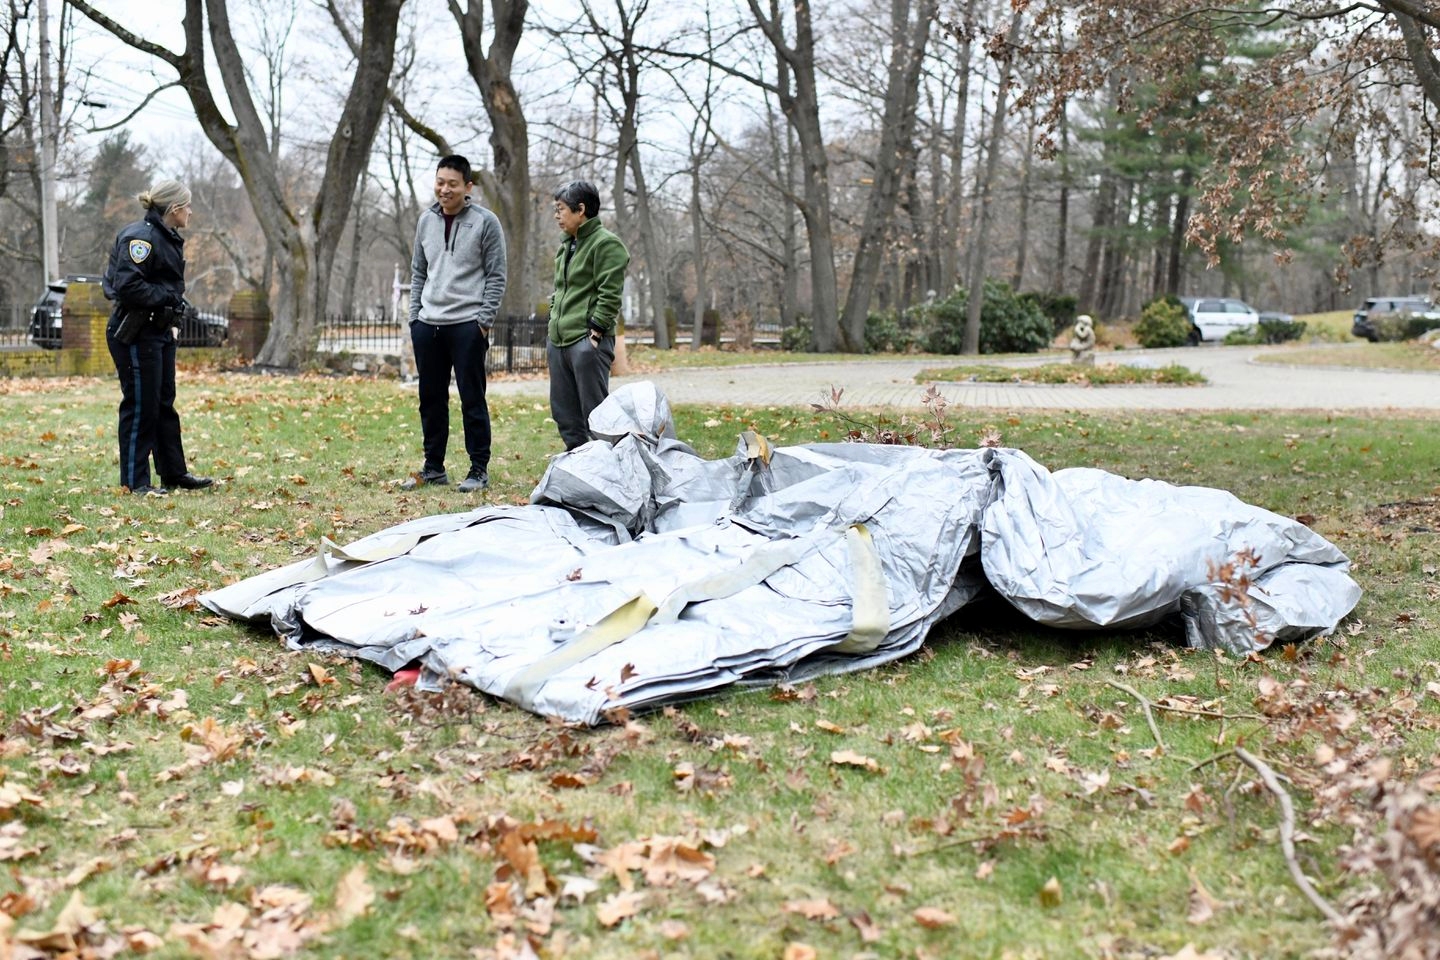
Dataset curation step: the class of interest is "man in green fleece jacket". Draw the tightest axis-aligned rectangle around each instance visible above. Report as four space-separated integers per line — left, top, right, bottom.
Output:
403 155 507 493
547 180 630 450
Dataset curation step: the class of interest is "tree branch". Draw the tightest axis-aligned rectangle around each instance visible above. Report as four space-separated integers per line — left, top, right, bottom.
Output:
66 0 183 69
323 0 452 157
83 80 182 133
1106 679 1166 752
1392 10 1440 112
1232 747 1346 927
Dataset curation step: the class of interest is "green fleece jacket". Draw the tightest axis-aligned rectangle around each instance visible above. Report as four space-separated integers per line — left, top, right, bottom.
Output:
549 217 630 347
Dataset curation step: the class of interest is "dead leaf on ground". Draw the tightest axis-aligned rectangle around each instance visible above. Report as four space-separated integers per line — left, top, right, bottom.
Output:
1160 946 1226 960
1187 872 1222 925
913 906 956 928
595 891 645 927
830 750 882 773
332 864 375 924
850 910 883 942
782 898 840 921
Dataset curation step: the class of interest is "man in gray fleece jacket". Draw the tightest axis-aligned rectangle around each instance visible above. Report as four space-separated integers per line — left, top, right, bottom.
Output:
404 154 507 493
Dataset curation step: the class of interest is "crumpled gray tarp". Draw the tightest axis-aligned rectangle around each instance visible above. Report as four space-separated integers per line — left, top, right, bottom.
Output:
201 382 1360 724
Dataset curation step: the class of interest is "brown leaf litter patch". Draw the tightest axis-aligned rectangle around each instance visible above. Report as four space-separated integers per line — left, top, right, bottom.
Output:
1363 497 1440 534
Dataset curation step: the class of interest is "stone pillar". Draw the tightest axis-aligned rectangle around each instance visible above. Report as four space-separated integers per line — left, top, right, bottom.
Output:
228 289 270 361
60 281 113 376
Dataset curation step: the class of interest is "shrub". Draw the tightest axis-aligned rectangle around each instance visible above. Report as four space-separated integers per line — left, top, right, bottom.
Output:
1370 313 1440 342
864 311 918 354
1020 291 1079 335
1408 317 1440 339
1133 297 1194 348
921 280 1052 355
780 319 813 352
1258 316 1307 343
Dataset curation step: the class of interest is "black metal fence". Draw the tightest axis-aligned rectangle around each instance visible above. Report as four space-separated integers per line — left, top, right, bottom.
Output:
0 301 230 350
318 312 550 375
0 304 29 348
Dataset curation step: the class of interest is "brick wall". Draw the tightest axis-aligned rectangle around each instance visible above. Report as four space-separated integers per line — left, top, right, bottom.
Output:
228 290 270 361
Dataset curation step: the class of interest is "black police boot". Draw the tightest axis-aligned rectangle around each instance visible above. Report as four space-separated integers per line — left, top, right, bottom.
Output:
163 473 214 490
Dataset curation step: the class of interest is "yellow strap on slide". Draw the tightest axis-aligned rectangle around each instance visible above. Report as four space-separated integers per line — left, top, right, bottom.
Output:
305 533 424 579
739 430 773 465
652 536 812 624
504 593 660 705
505 535 813 708
829 523 890 654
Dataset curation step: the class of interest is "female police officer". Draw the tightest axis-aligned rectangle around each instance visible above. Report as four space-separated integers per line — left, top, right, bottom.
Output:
102 178 212 495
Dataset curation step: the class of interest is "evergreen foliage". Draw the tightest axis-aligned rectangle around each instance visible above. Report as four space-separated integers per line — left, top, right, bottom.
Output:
1134 296 1195 348
921 280 1052 355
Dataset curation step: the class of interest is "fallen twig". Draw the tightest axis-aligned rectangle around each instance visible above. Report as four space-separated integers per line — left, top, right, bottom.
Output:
1233 747 1346 927
1106 679 1165 753
1188 749 1235 773
911 823 1051 857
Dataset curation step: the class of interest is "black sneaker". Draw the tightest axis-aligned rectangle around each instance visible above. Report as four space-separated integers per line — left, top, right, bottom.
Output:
400 467 448 490
456 467 489 493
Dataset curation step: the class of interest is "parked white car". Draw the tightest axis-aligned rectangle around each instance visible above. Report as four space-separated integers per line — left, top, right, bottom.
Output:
1180 297 1259 343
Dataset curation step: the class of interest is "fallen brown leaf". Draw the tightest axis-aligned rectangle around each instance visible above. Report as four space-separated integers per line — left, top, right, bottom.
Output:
596 891 645 927
782 898 840 921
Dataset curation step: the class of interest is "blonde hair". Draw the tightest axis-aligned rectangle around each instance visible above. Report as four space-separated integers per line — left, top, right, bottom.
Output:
137 179 192 215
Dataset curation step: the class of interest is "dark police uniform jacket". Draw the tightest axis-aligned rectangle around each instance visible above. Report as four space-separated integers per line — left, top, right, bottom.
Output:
102 208 186 334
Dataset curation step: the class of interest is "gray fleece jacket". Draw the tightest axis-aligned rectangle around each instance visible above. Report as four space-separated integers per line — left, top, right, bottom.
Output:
410 198 507 328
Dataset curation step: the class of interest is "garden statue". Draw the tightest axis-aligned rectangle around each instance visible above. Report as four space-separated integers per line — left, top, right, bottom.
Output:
1069 314 1096 366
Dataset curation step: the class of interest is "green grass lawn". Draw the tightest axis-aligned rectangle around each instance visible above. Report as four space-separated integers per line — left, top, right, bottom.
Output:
2 370 1437 959
914 362 1205 386
1253 338 1440 372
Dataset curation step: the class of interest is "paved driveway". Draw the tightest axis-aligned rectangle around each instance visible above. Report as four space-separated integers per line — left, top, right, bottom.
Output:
487 343 1440 412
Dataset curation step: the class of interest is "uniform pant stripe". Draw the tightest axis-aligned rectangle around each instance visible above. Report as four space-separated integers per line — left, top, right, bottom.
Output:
125 343 143 488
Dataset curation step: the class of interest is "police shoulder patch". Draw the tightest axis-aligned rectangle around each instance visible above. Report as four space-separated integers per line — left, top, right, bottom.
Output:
128 239 152 264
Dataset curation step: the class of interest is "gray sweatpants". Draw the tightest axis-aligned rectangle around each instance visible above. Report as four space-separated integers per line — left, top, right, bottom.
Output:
547 334 615 450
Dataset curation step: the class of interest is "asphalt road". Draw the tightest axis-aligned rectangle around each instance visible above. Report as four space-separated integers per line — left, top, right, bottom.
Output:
487 343 1440 412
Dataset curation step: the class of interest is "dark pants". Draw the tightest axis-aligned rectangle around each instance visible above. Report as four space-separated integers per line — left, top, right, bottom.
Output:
548 334 614 450
411 320 490 473
108 327 187 489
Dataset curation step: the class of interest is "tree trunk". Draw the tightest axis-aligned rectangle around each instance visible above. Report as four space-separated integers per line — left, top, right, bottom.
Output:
1010 101 1036 290
748 0 842 351
341 167 370 317
629 151 669 349
689 159 707 350
596 0 670 350
938 0 977 295
1097 179 1131 318
838 0 936 349
1166 168 1191 295
450 0 532 318
1050 35 1070 295
962 12 1023 355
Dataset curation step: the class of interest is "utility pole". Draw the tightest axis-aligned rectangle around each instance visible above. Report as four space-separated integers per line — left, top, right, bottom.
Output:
37 0 61 281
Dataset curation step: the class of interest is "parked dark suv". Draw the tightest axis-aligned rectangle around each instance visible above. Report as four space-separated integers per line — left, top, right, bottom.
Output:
29 275 228 349
1351 295 1440 342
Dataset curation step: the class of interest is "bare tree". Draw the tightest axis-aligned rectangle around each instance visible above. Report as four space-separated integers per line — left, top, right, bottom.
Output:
838 0 936 349
960 10 1022 354
570 0 671 348
69 0 403 368
743 0 843 350
449 0 533 316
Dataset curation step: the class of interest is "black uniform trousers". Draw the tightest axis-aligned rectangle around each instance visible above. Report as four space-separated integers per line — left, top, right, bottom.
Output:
410 319 491 474
108 325 188 490
547 333 615 451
